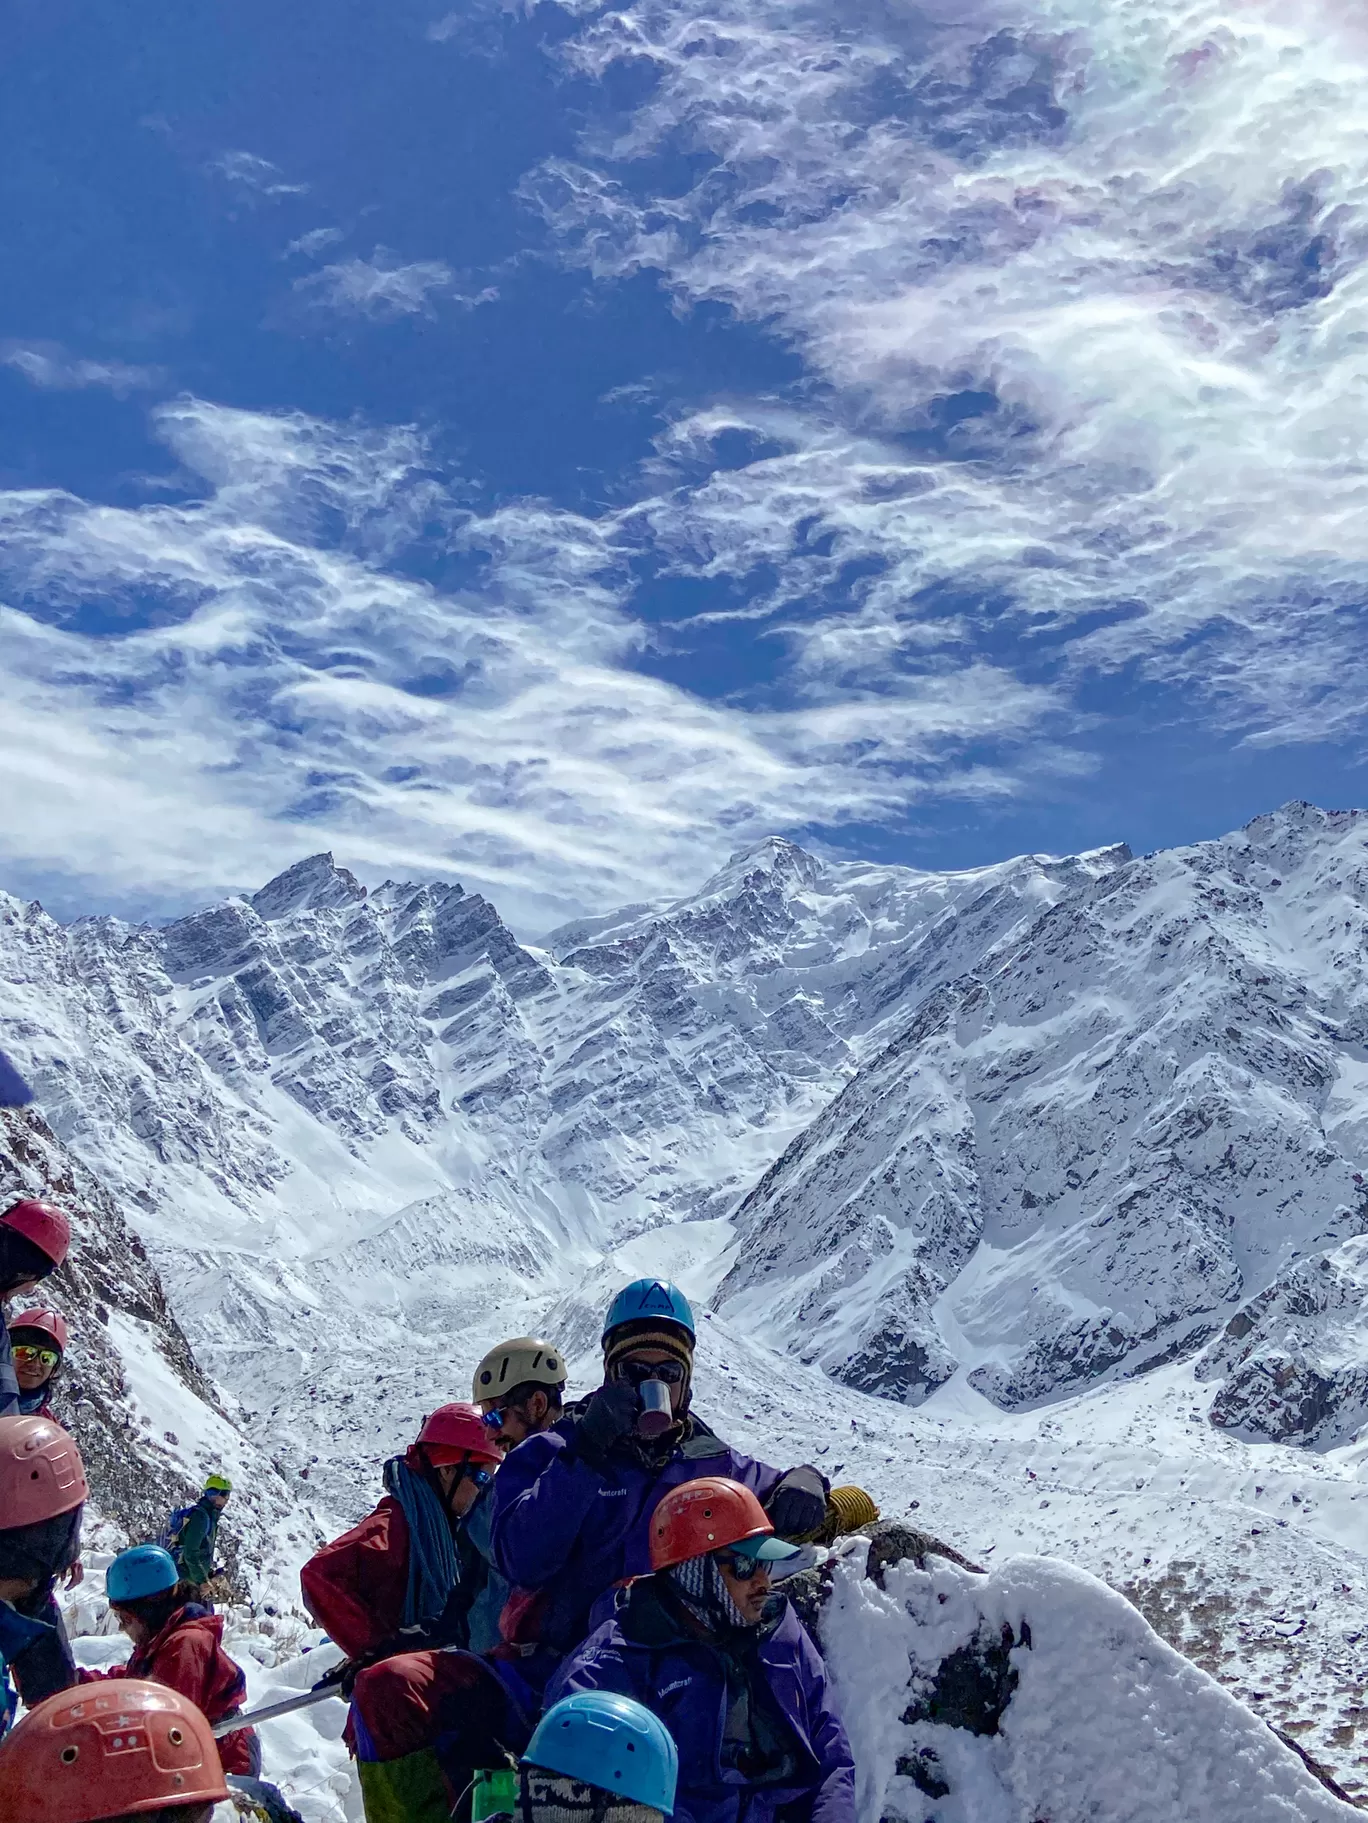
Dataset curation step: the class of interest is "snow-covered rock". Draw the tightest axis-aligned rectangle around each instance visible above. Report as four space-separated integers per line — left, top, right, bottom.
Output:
815 1529 1361 1822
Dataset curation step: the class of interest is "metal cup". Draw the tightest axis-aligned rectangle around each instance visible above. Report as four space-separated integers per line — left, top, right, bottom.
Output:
636 1376 675 1438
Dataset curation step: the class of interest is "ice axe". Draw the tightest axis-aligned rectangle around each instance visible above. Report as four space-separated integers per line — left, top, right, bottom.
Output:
212 1662 349 1738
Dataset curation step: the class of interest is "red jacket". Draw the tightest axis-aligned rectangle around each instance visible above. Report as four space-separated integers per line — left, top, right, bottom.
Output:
300 1496 411 1661
84 1605 256 1776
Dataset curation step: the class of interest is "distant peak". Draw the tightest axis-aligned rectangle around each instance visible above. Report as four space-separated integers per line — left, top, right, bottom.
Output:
692 836 823 903
250 853 367 921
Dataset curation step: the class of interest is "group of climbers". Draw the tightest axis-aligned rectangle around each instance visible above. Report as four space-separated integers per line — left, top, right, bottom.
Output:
293 1277 857 1823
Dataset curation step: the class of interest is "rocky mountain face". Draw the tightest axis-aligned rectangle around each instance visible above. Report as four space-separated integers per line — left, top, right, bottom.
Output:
719 804 1368 1432
5 801 1368 1491
0 1105 314 1593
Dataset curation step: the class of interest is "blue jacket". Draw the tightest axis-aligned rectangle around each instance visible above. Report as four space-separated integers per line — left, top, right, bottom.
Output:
547 1578 855 1823
490 1410 784 1661
0 1600 53 1739
0 1317 20 1419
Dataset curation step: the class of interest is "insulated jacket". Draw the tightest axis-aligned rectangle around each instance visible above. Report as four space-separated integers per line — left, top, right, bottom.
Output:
490 1409 784 1665
0 1317 19 1419
548 1578 855 1823
0 1601 51 1739
300 1491 489 1662
84 1604 257 1776
175 1496 222 1585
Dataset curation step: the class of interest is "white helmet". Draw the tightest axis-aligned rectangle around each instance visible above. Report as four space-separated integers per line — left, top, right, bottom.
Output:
473 1337 566 1401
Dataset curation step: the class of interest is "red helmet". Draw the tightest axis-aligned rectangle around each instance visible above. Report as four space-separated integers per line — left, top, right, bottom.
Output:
415 1401 501 1467
0 1416 88 1528
0 1678 229 1822
650 1477 774 1571
1 1200 71 1269
9 1308 69 1353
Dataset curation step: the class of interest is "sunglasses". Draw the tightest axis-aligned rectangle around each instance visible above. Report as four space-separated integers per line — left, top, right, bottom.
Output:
717 1550 768 1582
12 1346 58 1370
612 1358 687 1387
465 1464 495 1489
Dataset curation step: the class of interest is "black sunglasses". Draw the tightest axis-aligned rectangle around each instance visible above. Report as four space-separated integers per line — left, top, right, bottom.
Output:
717 1549 767 1581
612 1358 687 1387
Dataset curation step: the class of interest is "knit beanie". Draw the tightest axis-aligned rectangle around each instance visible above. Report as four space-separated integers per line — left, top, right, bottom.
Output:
602 1321 695 1410
520 1769 664 1823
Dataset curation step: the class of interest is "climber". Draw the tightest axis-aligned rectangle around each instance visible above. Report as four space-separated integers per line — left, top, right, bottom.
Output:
81 1544 260 1777
0 1049 32 1109
0 1199 71 1420
489 1280 829 1676
0 1677 230 1823
473 1335 567 1451
548 1477 855 1823
0 1416 86 1729
509 1690 679 1823
300 1402 503 1662
168 1473 233 1595
10 1307 68 1420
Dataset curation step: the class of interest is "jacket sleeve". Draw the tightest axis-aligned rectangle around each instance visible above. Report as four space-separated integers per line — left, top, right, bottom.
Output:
797 1631 856 1823
299 1502 411 1661
146 1626 229 1716
489 1429 608 1589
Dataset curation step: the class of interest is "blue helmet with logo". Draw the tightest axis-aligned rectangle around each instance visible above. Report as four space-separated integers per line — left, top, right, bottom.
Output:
106 1544 180 1605
601 1279 695 1344
524 1692 678 1814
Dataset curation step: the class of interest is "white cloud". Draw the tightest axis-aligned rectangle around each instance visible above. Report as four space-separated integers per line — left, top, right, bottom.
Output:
294 251 494 320
209 150 308 198
523 0 1368 748
0 400 1051 928
3 345 161 396
285 227 346 259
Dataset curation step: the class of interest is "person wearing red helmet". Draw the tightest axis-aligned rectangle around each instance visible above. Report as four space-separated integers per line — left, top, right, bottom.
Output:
0 1416 87 1736
0 1677 230 1823
548 1478 854 1823
300 1402 503 1663
0 1200 70 1421
9 1308 69 1421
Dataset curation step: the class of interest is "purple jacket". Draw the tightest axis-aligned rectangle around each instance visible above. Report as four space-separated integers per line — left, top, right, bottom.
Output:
547 1579 855 1823
489 1411 784 1661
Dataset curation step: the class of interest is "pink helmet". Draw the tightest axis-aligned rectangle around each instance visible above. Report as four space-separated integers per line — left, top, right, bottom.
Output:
415 1401 501 1467
0 1679 229 1822
9 1309 68 1354
0 1416 88 1528
1 1201 71 1269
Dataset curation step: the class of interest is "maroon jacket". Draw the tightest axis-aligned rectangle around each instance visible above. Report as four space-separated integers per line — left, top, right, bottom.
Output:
84 1604 256 1775
300 1496 412 1661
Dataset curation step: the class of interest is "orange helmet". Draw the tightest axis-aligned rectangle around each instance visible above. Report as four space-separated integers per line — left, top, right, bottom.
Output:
649 1477 778 1571
0 1679 228 1822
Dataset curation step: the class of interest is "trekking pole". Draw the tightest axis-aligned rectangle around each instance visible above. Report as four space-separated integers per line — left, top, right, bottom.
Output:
211 1663 349 1737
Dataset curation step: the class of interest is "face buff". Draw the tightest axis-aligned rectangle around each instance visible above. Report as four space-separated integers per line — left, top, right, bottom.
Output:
667 1553 751 1632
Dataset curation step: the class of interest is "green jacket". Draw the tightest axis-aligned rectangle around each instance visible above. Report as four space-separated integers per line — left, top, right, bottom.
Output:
176 1497 222 1585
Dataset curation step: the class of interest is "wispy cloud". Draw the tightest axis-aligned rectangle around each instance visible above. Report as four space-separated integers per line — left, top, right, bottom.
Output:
3 344 162 396
0 399 1050 927
521 0 1368 750
294 251 495 320
285 227 346 260
208 149 308 198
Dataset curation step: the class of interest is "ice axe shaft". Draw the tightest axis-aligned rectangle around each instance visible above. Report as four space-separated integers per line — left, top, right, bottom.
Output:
212 1672 347 1737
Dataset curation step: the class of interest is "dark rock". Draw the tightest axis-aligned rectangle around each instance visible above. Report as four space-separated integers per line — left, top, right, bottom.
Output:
901 1622 1028 1736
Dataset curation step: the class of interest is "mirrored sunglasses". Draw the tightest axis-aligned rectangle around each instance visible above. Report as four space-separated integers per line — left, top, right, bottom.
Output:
12 1345 59 1370
717 1549 768 1582
613 1358 687 1387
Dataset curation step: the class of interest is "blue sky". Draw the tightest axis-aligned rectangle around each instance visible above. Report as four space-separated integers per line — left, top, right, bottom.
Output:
5 0 1368 931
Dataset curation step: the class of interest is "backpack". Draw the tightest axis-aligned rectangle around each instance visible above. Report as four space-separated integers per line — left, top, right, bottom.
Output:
160 1501 199 1563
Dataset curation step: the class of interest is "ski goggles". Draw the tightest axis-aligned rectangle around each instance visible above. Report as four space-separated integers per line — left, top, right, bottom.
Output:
611 1358 687 1387
12 1345 59 1370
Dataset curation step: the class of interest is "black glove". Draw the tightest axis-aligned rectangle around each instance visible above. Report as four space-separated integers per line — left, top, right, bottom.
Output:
764 1465 829 1540
574 1381 639 1468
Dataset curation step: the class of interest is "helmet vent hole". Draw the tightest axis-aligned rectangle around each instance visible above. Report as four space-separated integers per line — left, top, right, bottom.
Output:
168 1727 184 1744
60 1747 78 1764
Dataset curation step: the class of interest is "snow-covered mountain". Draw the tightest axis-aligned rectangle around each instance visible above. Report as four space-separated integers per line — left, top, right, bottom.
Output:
720 804 1368 1435
8 803 1368 1469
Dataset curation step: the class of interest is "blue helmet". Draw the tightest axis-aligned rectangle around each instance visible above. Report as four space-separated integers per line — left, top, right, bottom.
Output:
106 1544 179 1604
524 1692 678 1814
601 1279 695 1344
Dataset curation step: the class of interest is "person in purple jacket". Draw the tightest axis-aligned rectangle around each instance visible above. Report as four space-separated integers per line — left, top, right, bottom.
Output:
490 1280 829 1677
547 1476 855 1823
